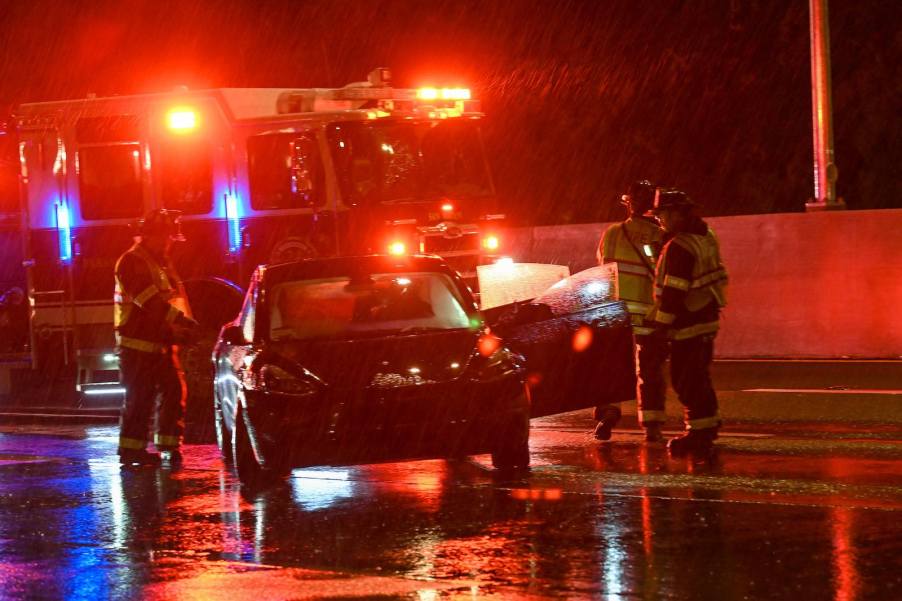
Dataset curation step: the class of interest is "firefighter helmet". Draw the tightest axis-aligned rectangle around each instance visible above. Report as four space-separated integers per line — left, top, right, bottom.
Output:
621 180 657 214
138 209 186 241
652 189 694 213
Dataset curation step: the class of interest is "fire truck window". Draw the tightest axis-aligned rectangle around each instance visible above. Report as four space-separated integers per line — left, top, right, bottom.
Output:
0 135 18 214
328 122 492 206
248 133 324 210
78 145 143 220
421 123 491 199
159 139 213 215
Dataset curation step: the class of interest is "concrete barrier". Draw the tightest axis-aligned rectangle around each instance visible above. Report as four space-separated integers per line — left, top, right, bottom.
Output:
509 209 902 359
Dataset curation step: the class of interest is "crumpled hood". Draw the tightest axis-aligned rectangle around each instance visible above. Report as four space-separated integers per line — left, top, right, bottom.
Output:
270 329 479 389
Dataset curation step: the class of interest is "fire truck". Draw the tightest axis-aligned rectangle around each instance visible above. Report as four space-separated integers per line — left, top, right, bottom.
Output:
9 68 506 406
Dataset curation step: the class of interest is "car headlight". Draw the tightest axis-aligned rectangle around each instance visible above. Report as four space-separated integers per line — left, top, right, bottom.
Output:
246 363 320 396
471 333 522 381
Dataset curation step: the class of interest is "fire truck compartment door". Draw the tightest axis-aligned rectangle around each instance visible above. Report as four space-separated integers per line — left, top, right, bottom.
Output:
484 266 637 418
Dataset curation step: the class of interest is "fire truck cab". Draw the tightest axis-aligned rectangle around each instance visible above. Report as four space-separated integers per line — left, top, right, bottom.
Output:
12 68 505 401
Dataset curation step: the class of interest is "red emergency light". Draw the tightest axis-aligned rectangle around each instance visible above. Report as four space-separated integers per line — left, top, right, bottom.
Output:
166 108 198 133
416 88 471 101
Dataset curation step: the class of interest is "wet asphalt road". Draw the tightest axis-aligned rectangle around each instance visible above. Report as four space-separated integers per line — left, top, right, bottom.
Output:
1 413 901 600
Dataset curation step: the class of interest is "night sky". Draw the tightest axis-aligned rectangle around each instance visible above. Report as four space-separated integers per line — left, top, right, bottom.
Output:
1 0 899 224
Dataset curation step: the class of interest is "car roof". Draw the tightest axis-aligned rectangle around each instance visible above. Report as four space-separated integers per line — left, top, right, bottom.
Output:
262 254 453 285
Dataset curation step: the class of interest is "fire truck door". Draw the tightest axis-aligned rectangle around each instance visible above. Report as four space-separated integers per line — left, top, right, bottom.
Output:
485 266 637 418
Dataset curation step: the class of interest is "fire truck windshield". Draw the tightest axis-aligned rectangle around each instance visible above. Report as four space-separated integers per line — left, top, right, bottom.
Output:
328 120 491 206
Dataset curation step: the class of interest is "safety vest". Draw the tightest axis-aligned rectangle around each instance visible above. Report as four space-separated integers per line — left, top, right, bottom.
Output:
653 228 728 340
599 216 663 335
114 244 191 353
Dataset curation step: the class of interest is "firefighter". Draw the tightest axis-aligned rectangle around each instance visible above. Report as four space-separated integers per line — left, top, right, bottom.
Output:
114 209 199 466
596 180 666 442
648 190 728 456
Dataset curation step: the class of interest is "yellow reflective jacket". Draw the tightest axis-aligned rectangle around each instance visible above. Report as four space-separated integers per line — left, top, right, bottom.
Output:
650 218 728 340
114 243 192 353
598 216 664 335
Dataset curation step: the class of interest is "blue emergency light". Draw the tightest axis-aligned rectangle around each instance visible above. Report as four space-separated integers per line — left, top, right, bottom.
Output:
55 202 73 262
225 194 242 253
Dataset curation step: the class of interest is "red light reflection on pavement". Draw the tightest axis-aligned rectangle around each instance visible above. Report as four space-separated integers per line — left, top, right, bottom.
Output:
509 488 562 501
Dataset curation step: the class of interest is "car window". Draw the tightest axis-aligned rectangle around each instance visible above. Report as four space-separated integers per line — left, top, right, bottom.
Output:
268 272 471 341
238 280 257 342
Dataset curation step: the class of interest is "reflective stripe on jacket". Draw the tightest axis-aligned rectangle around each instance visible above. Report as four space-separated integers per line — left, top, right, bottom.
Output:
598 216 663 334
650 219 728 340
114 243 191 352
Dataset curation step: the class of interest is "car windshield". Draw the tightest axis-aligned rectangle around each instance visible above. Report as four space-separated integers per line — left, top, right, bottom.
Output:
268 271 473 341
328 120 492 205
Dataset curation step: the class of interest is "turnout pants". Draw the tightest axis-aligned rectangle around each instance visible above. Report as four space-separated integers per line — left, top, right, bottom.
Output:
118 346 186 452
670 334 720 430
635 332 669 425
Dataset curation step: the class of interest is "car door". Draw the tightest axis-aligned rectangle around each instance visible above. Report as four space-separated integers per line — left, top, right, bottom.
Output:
484 266 637 418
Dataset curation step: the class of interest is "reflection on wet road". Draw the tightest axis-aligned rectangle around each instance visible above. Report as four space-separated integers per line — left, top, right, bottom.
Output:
1 419 901 599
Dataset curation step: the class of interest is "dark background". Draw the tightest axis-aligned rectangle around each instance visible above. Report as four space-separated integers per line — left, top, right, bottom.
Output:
1 0 899 224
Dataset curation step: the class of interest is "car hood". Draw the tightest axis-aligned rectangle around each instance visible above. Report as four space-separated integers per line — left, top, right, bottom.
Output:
269 329 480 388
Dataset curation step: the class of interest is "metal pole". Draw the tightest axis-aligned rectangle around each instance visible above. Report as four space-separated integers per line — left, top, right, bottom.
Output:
806 0 844 211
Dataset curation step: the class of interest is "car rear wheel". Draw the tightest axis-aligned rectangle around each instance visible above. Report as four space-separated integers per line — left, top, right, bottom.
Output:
491 408 530 471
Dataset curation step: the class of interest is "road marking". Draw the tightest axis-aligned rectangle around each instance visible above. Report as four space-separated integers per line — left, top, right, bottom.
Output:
743 388 902 394
530 426 773 439
140 560 479 599
0 454 59 466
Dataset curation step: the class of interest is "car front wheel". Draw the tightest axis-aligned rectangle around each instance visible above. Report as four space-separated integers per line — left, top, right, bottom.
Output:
233 406 291 487
213 396 233 465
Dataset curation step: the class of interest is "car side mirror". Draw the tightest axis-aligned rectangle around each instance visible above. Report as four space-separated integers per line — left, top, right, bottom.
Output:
220 325 247 346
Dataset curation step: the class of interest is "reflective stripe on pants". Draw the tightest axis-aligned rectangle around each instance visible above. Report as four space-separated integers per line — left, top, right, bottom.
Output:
635 332 669 423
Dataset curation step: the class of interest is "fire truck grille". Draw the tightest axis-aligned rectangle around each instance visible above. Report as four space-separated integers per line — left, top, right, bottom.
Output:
423 233 480 255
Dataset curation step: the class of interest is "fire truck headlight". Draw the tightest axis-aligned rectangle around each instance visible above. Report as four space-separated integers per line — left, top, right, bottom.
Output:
441 88 471 100
388 241 407 256
166 108 198 133
483 235 500 251
417 88 439 100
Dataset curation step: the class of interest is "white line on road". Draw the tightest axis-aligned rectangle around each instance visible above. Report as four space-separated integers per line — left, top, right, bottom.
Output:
743 388 902 394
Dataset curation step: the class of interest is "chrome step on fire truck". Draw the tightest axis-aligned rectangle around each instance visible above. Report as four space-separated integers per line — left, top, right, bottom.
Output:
9 68 506 405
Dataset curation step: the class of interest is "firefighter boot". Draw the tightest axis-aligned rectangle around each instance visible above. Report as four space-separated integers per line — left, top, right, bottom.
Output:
119 448 162 467
164 449 183 468
593 405 622 441
644 422 664 443
667 428 718 457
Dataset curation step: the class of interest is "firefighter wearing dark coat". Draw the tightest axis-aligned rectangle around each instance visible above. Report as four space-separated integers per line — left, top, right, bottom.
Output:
596 180 666 442
648 190 728 456
114 210 199 466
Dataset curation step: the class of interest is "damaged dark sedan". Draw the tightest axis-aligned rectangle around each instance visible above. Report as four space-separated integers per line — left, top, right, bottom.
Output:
213 255 635 485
